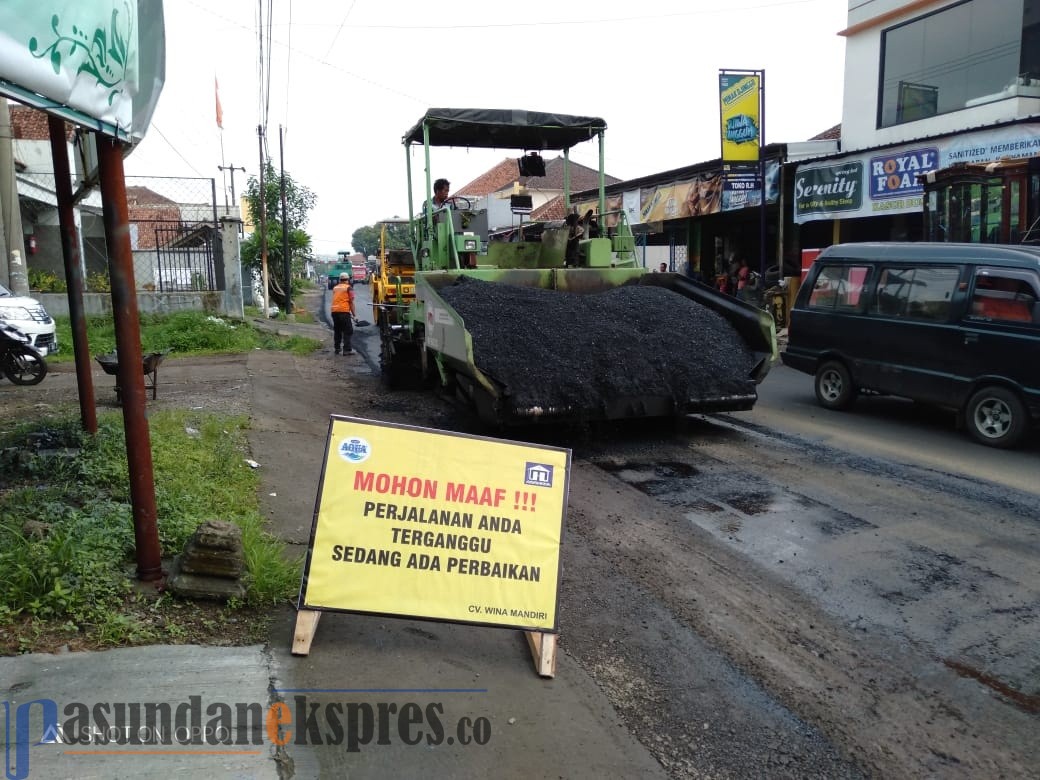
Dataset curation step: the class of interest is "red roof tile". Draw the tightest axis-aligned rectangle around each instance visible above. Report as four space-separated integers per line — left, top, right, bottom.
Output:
809 124 841 141
456 156 619 197
10 104 74 141
529 195 566 221
126 186 179 206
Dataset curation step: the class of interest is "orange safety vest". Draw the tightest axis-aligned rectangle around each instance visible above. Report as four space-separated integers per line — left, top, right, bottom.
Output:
331 282 354 314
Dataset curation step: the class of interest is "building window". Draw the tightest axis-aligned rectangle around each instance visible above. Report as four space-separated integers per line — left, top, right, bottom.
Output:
879 0 1029 128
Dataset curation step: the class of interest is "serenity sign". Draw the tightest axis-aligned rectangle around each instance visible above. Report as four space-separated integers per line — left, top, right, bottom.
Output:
299 416 570 632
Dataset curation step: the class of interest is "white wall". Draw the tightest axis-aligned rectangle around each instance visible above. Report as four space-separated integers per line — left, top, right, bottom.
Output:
485 190 557 232
12 137 71 172
841 0 1040 151
637 245 674 271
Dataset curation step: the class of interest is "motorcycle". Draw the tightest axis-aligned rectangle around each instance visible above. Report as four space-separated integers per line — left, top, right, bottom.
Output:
742 266 789 330
0 320 48 385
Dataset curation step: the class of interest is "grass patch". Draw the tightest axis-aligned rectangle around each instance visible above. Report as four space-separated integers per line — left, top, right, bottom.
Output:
52 310 320 362
0 410 300 654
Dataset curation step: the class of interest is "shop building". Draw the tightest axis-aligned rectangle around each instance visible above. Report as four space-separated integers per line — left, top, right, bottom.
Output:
570 1 1040 296
569 149 786 284
792 0 1040 255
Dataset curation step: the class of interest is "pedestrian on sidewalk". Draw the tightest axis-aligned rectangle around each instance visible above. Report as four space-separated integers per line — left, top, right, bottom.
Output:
331 272 355 355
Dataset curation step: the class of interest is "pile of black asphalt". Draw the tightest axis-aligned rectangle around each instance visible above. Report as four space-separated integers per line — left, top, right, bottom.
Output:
438 278 758 415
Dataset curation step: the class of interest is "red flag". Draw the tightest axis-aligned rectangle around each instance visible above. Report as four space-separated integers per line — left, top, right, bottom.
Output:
215 76 224 129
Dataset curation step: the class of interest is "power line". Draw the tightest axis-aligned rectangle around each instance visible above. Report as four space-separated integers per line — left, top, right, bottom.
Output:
185 0 825 31
330 0 826 30
255 0 265 134
264 0 274 143
284 0 293 130
323 0 357 60
255 0 274 159
149 125 207 177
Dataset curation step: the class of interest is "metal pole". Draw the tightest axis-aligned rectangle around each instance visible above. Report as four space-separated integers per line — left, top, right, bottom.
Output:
257 127 269 316
279 126 291 316
97 135 163 582
48 115 97 434
210 177 219 227
218 164 246 206
423 124 433 270
405 145 416 263
759 69 767 280
564 148 571 211
405 145 414 222
598 131 606 217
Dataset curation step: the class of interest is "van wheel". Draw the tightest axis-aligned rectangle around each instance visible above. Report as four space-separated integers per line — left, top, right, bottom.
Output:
814 361 856 410
965 386 1027 448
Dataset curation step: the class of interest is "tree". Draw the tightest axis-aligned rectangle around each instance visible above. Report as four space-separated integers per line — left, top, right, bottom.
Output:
351 222 410 259
241 161 317 310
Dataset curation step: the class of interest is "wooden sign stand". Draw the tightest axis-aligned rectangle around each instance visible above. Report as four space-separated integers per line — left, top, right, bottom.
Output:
292 607 558 678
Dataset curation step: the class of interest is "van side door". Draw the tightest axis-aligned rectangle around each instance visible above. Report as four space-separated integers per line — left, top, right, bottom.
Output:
866 264 963 405
959 266 1040 410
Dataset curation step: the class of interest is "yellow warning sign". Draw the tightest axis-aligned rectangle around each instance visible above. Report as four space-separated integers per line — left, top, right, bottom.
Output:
299 417 570 631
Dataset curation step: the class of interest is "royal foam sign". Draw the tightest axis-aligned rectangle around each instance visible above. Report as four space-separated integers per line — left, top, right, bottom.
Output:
868 148 938 200
794 123 1040 224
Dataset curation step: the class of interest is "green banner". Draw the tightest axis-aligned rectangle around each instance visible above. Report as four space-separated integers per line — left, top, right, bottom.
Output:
0 0 165 141
793 161 863 218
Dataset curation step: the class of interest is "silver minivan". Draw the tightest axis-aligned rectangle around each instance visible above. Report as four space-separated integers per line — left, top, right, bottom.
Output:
783 243 1040 448
0 282 57 356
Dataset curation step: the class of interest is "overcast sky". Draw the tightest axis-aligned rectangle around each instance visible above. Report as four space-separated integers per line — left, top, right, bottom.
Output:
124 0 848 257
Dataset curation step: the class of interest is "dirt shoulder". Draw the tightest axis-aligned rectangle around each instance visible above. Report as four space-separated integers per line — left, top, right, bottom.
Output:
4 299 1034 777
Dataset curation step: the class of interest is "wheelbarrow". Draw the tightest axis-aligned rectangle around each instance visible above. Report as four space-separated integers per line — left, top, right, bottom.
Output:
95 350 170 401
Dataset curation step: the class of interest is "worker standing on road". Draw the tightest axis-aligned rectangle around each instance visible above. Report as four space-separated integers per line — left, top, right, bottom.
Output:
331 272 355 355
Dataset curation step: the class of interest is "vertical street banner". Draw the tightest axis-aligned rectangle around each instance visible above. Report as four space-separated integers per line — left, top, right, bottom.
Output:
299 417 571 632
719 72 761 164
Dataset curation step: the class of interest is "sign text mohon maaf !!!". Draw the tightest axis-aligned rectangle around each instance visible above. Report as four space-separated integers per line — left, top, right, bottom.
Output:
293 416 571 676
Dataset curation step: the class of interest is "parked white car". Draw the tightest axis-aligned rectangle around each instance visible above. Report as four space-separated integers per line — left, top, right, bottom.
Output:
0 282 57 356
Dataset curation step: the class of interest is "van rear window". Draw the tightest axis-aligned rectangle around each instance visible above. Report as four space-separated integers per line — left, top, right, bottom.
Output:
969 271 1039 324
808 265 871 311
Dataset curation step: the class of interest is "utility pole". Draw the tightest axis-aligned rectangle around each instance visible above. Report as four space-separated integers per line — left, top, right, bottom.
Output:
257 126 269 317
217 164 246 207
279 126 291 318
0 97 28 294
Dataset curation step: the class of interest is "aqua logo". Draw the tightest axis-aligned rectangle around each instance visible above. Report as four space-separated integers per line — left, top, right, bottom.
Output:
338 437 372 463
524 462 553 488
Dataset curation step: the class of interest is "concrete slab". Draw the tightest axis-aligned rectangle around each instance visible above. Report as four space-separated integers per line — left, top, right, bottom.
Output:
0 645 279 779
269 609 666 779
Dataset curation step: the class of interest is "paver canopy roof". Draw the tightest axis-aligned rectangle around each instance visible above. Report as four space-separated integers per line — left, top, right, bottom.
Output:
403 108 606 150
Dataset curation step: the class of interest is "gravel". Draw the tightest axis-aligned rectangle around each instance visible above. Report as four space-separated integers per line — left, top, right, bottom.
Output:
438 278 758 414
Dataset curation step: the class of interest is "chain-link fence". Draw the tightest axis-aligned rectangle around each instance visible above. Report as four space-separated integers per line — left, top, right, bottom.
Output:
18 172 241 293
123 176 224 293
